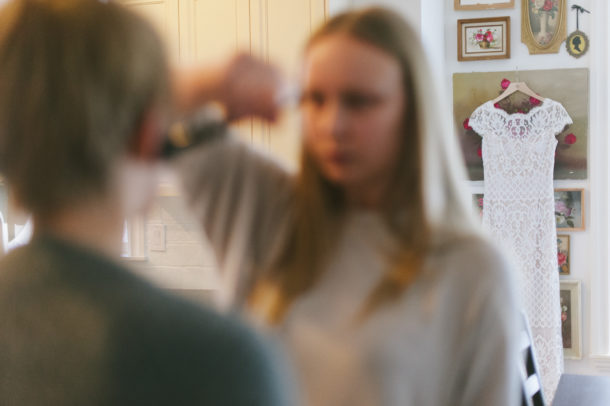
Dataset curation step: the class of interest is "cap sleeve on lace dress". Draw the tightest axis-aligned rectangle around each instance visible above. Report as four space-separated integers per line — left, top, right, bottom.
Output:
549 101 573 135
467 103 490 138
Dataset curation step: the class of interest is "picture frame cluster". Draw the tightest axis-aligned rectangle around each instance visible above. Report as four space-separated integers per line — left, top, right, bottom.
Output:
456 0 568 61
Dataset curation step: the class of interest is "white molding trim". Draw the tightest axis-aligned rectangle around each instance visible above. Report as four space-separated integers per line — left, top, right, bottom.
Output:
591 356 610 374
123 216 147 260
586 0 610 357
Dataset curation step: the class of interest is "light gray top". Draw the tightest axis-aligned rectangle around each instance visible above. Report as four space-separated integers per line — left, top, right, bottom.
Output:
176 135 521 406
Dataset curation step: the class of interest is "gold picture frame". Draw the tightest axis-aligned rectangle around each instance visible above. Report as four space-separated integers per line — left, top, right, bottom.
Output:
555 189 585 232
557 234 570 275
560 280 582 359
458 17 511 62
521 0 567 54
455 0 515 10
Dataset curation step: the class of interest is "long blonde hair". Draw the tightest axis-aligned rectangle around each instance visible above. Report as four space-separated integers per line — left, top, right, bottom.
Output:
251 7 479 323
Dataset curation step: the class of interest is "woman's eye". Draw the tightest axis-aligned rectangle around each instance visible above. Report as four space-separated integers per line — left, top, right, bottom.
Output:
342 93 375 109
301 91 325 107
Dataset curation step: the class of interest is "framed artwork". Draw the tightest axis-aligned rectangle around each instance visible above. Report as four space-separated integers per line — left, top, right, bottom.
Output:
458 17 510 62
566 30 589 58
555 189 585 231
455 0 515 11
472 193 484 218
557 234 570 275
454 68 589 180
522 0 567 54
560 280 582 359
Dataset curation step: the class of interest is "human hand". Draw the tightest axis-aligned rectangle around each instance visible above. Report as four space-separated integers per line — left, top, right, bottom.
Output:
217 53 284 121
173 53 284 122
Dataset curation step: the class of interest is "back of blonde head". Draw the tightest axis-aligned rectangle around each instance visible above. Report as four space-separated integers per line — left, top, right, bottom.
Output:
256 7 480 322
0 0 169 218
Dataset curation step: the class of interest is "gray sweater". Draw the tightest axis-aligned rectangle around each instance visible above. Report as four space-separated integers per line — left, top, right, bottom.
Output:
176 136 522 406
0 235 291 405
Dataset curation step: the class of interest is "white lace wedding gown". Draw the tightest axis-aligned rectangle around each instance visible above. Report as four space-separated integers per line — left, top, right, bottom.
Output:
469 98 572 402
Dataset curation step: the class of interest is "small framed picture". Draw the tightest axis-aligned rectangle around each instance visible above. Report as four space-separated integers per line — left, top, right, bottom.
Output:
560 280 581 359
557 234 570 275
521 0 568 55
458 17 511 62
455 0 515 10
555 189 585 231
472 193 484 218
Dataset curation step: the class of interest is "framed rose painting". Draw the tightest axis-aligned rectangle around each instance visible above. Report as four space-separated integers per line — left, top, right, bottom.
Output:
555 189 585 231
557 234 570 275
458 17 510 61
472 193 484 219
455 0 515 10
560 280 581 359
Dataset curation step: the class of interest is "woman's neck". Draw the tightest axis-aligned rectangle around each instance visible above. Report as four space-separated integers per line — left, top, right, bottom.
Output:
34 198 124 259
344 178 390 210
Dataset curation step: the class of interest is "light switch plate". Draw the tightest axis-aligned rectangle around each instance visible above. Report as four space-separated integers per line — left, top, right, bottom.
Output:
148 224 166 252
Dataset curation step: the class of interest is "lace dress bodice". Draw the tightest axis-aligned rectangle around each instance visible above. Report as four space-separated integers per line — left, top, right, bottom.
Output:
469 98 572 402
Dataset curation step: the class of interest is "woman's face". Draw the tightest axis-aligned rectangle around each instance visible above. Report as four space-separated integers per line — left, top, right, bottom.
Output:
301 34 405 200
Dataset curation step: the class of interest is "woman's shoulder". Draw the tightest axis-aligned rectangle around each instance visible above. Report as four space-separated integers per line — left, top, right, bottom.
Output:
429 234 514 289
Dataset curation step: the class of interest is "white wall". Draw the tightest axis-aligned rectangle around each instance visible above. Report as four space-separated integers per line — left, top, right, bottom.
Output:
420 1 445 80
131 195 220 292
442 0 610 376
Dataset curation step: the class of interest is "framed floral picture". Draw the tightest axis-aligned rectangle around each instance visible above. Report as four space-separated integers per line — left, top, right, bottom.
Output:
455 0 515 10
557 234 570 275
560 280 581 359
472 193 484 218
522 0 567 54
555 189 585 231
458 17 510 61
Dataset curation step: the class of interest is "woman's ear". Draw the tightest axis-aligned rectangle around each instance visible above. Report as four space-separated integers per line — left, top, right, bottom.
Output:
129 108 163 161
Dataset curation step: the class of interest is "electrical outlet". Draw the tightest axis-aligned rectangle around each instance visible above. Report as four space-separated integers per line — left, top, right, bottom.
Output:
149 224 166 252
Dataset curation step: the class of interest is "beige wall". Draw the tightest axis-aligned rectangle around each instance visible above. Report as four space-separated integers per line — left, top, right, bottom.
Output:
121 0 327 298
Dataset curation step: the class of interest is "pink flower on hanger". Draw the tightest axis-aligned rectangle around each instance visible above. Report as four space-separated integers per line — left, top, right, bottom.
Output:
529 97 541 106
565 133 577 144
463 118 472 130
501 78 511 89
494 102 501 109
477 147 482 158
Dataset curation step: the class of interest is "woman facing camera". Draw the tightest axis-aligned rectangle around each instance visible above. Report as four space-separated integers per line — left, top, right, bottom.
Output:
176 7 521 406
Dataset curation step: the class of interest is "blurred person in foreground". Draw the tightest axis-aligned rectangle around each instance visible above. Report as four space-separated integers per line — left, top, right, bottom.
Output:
173 7 522 406
0 0 291 405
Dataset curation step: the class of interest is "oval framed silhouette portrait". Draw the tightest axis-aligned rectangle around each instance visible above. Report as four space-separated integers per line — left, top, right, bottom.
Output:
566 30 589 58
521 0 567 54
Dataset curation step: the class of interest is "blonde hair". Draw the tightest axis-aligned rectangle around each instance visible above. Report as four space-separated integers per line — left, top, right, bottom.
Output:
251 7 480 323
0 0 169 218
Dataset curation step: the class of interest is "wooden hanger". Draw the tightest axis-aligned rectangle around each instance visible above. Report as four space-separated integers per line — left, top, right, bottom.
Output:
492 82 546 104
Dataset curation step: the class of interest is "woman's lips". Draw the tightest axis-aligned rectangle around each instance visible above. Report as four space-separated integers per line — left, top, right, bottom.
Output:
328 151 350 165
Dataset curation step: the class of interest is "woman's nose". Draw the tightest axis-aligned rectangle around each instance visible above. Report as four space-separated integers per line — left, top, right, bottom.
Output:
319 101 347 140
